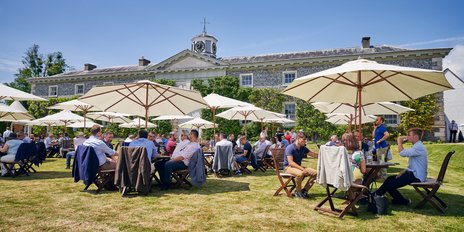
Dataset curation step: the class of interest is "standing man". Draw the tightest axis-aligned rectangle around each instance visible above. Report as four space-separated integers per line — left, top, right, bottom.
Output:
372 116 389 158
449 120 459 143
375 128 427 206
2 127 12 139
284 132 318 199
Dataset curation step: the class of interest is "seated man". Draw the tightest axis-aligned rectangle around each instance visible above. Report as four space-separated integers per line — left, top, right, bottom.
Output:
375 128 427 206
234 136 257 174
165 135 176 157
215 132 232 149
229 134 237 150
0 133 23 176
103 132 114 150
325 134 340 146
160 129 200 190
172 132 190 157
284 132 318 199
83 125 118 171
254 136 271 159
65 132 87 169
45 133 60 157
129 130 157 162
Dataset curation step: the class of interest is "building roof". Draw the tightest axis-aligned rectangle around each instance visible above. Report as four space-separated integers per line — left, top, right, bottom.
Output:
51 65 146 77
221 45 410 64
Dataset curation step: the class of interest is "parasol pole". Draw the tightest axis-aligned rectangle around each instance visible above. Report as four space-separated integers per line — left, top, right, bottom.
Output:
212 107 217 134
358 71 363 138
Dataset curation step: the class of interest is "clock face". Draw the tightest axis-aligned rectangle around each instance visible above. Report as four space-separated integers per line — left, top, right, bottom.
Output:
194 41 205 52
212 43 217 54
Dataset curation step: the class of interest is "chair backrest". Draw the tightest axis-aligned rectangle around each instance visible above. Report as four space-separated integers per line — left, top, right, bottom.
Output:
61 139 73 149
436 150 455 183
259 145 272 162
271 148 285 170
213 145 234 171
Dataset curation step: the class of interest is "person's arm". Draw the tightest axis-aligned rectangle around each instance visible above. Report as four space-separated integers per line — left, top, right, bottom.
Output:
376 131 390 145
287 155 305 171
0 143 9 153
372 125 377 139
307 150 318 158
359 160 366 174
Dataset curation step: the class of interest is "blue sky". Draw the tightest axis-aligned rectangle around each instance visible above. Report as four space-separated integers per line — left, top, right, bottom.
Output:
1 0 463 83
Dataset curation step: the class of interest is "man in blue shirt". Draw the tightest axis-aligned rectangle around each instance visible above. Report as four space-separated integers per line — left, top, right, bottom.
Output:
375 128 428 205
372 116 389 149
284 132 318 199
235 136 257 174
129 130 157 162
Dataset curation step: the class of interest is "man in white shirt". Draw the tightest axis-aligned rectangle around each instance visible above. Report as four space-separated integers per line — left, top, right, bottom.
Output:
160 129 200 190
83 125 118 170
172 132 190 157
254 136 271 159
215 132 233 148
2 127 12 139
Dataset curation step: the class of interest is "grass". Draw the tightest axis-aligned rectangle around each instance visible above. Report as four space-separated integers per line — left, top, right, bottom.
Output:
0 143 463 231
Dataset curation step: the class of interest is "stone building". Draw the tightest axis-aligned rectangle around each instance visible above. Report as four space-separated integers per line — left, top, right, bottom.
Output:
28 32 451 140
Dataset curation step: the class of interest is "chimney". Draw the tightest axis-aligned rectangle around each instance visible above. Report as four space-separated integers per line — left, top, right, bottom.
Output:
84 63 97 71
138 56 151 66
361 37 371 48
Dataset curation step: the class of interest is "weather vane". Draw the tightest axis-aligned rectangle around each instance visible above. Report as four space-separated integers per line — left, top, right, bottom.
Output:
201 17 210 34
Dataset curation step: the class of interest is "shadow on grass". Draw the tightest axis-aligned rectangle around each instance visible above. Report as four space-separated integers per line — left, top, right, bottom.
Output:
0 171 71 181
145 179 251 197
351 188 464 219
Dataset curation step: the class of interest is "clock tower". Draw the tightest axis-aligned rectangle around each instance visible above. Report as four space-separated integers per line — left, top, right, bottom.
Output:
191 19 218 58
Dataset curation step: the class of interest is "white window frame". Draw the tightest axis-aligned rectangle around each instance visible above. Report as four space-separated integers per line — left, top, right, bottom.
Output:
283 101 296 120
48 85 58 97
282 71 297 86
75 83 85 95
239 73 253 87
384 115 400 127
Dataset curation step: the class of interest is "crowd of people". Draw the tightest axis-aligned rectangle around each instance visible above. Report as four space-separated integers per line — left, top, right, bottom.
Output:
0 117 433 213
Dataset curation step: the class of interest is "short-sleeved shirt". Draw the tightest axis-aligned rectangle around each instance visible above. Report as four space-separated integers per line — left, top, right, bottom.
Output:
242 142 252 159
283 143 309 168
83 136 115 166
5 139 23 156
172 141 200 166
129 138 157 162
374 124 388 149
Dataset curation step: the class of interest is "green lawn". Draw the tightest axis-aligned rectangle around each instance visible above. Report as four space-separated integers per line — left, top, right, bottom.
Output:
0 144 463 231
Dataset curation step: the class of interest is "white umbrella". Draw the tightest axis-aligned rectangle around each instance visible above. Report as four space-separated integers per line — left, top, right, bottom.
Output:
179 117 216 130
119 117 156 129
283 58 453 135
33 110 84 127
79 80 208 128
312 102 414 116
0 103 34 122
87 112 132 124
216 105 284 136
68 120 103 128
10 101 29 112
48 99 101 128
0 83 47 101
152 115 194 121
204 93 252 133
325 113 376 125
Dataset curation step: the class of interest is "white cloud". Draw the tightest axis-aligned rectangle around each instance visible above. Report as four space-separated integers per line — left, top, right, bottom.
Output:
397 36 464 48
0 58 21 73
443 44 464 129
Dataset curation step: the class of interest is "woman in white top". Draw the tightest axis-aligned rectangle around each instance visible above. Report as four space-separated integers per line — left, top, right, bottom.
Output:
0 133 24 176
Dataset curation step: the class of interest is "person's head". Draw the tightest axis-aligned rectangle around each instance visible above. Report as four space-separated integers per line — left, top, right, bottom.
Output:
148 132 156 141
91 125 102 137
295 132 307 147
5 127 10 130
229 134 235 141
214 133 220 142
9 132 17 140
29 133 35 140
219 132 227 140
77 132 84 138
180 133 188 141
16 131 25 140
128 134 136 140
161 134 165 139
452 120 455 123
138 130 148 139
375 116 384 126
277 127 282 132
49 133 54 138
291 128 294 132
239 136 248 145
271 137 277 144
330 134 338 142
64 133 69 137
407 128 423 144
189 129 199 142
104 132 114 142
342 132 359 151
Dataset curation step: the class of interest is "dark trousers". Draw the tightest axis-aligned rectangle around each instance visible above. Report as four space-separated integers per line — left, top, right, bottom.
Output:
450 130 457 143
160 160 187 187
376 171 419 203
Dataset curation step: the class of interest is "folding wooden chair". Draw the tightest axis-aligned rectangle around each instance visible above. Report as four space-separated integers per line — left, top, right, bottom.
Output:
410 150 455 213
314 145 369 218
238 148 255 175
85 168 116 193
271 148 296 197
171 169 192 189
256 145 272 172
60 139 74 158
1 143 36 177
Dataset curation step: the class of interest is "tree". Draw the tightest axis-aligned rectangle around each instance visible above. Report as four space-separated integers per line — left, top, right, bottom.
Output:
249 88 286 112
151 78 176 87
8 44 68 93
398 94 438 135
191 76 252 139
295 100 343 142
